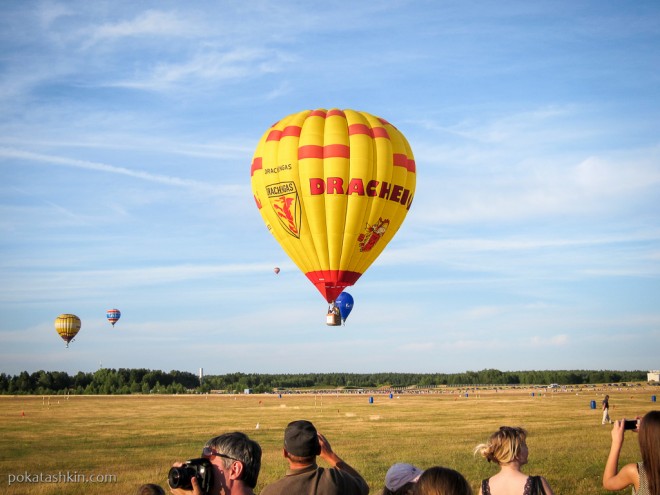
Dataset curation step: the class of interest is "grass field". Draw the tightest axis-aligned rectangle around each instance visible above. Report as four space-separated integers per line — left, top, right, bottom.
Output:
1 385 657 494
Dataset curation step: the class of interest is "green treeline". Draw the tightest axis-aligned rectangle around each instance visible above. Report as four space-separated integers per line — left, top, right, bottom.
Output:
0 369 649 395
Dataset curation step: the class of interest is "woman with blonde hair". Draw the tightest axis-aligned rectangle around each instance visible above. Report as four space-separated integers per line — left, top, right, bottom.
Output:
475 426 554 495
603 410 660 494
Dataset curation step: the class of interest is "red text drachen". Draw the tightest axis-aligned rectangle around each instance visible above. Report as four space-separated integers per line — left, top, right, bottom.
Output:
309 177 413 209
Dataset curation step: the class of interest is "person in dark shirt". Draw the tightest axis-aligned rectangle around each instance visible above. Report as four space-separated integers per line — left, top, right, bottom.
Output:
261 419 369 495
602 395 611 424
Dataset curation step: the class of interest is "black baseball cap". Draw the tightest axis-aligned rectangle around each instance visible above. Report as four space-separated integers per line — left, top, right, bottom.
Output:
284 420 321 457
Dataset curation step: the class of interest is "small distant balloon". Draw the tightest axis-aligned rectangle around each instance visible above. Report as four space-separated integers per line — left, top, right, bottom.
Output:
274 267 280 275
335 292 354 324
106 309 121 327
54 314 81 348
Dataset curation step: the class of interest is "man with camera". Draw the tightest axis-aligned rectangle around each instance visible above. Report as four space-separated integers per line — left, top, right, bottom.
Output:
261 419 369 495
168 431 261 495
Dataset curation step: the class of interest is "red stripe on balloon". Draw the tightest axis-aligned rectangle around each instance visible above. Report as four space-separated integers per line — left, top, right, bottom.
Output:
298 144 350 159
282 126 302 137
298 145 323 159
324 144 350 159
394 154 416 173
372 127 390 139
266 125 301 142
309 109 327 118
266 129 281 141
327 109 346 118
349 124 374 138
250 157 262 176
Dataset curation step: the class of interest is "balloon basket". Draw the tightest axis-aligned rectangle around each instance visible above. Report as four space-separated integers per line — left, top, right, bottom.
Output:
326 311 341 326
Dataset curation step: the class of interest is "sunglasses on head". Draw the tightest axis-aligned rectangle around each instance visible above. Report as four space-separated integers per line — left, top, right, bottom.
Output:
202 447 239 462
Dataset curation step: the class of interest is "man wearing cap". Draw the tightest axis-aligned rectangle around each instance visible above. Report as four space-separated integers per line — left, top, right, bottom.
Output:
261 419 369 495
379 463 424 495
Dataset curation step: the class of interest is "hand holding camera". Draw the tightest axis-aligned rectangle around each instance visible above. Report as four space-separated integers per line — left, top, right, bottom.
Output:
168 458 213 494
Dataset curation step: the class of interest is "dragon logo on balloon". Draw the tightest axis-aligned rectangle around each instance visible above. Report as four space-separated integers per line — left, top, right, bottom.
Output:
358 217 390 252
267 181 301 238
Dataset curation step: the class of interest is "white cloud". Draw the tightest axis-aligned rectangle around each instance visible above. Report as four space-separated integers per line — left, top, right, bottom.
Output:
38 2 74 28
574 153 660 195
0 147 245 196
412 149 660 225
0 263 274 302
84 10 197 46
107 48 287 92
529 334 569 347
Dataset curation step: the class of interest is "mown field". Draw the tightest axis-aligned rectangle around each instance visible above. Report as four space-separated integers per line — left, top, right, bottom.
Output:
0 385 657 494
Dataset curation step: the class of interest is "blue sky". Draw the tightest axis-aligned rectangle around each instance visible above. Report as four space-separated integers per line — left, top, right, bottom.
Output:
1 1 659 376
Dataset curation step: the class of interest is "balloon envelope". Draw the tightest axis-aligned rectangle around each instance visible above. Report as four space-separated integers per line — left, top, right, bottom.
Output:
250 109 416 302
273 267 280 274
54 314 81 346
335 292 354 323
106 309 121 326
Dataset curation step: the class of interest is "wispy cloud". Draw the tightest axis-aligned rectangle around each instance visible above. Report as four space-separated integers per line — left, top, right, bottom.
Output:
38 2 75 28
0 262 275 304
0 147 245 196
412 147 660 225
83 10 198 47
108 48 285 92
529 334 569 347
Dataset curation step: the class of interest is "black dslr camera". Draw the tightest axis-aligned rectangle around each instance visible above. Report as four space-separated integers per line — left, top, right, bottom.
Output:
168 457 213 493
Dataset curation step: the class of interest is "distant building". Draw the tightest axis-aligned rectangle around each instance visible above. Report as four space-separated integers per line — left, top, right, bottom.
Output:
244 389 252 394
648 370 660 382
199 368 204 385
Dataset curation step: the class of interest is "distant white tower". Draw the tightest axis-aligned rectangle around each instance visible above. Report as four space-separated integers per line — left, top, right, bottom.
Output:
199 368 204 385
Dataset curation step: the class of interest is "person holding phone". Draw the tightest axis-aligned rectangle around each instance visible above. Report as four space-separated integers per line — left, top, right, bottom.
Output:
603 410 659 494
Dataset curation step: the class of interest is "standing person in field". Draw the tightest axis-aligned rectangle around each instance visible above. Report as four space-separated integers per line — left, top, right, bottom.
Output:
602 394 612 424
378 462 424 495
603 410 660 495
260 419 369 495
413 466 473 495
475 426 554 495
169 431 261 495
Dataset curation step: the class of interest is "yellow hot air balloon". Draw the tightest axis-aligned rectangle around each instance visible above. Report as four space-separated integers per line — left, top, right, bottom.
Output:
54 314 81 348
250 108 416 303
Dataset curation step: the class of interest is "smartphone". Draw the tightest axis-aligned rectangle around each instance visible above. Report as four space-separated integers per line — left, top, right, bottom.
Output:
624 419 638 430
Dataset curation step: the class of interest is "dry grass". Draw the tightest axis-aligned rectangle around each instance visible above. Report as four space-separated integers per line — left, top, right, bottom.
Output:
0 386 657 494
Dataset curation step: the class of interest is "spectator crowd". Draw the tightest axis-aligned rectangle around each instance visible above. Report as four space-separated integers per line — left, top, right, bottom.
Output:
136 410 659 495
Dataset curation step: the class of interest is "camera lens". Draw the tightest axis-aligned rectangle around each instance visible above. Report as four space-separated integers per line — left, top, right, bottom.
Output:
168 466 192 489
